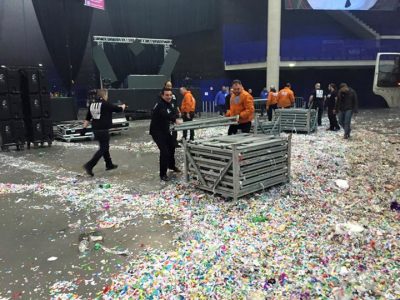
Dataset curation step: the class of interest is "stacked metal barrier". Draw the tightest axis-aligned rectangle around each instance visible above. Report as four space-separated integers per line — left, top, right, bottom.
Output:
173 116 238 131
274 108 317 133
251 115 281 135
183 134 291 201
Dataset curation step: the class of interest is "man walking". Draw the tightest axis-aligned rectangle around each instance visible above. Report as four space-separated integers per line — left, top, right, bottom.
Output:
82 89 126 176
336 83 358 139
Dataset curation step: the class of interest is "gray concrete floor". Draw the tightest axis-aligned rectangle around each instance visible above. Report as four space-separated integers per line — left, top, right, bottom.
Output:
0 120 182 299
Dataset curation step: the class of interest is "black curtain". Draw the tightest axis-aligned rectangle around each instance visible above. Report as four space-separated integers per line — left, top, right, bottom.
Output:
107 0 218 38
32 0 93 93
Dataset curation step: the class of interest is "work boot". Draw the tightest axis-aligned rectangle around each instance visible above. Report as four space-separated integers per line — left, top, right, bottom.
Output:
160 175 169 182
170 167 181 173
83 164 94 176
106 164 118 171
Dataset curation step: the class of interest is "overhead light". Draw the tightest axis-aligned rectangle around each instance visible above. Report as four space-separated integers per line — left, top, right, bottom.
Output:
0 65 6 68
38 63 43 67
289 63 296 68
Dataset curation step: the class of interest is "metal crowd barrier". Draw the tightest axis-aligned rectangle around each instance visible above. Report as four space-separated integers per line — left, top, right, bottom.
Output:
173 116 238 131
183 134 291 201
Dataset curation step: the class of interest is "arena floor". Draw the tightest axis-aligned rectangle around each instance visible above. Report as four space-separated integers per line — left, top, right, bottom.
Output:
0 109 399 299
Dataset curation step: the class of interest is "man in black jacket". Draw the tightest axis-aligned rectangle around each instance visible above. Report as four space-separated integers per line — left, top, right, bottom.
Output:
335 83 358 139
82 89 126 176
309 83 326 126
150 88 181 181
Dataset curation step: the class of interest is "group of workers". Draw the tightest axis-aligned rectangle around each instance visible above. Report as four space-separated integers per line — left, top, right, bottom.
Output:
82 79 357 181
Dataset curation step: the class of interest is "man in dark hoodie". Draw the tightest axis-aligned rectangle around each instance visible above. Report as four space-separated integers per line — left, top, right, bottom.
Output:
335 83 358 139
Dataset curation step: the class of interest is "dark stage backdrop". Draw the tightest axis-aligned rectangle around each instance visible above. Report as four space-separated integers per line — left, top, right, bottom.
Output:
106 0 218 38
32 0 93 93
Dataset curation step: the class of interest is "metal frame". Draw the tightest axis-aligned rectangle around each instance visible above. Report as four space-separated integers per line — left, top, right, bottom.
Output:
183 134 290 201
93 35 173 57
274 108 317 133
252 114 281 135
54 119 129 142
173 116 238 132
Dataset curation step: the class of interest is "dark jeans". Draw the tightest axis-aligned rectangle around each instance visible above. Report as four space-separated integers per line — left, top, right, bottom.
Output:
172 129 178 146
228 121 252 135
327 108 340 130
267 104 278 121
85 130 112 169
217 104 226 116
311 99 324 126
338 110 353 137
182 112 195 140
152 132 176 178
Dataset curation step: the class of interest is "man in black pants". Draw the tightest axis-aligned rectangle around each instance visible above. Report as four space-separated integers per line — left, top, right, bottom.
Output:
326 83 340 131
309 83 326 126
164 81 181 148
150 88 181 182
82 89 126 176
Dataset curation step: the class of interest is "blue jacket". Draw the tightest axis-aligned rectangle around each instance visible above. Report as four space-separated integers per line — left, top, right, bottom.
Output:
260 90 268 99
215 91 228 105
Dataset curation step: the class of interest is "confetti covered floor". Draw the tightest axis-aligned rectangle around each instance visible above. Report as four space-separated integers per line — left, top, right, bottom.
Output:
0 109 399 299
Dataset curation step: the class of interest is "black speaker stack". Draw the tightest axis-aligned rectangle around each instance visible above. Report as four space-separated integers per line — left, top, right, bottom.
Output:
0 66 53 151
0 68 26 151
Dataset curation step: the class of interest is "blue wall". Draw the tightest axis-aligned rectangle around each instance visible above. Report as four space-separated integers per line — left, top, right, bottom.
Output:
223 8 400 65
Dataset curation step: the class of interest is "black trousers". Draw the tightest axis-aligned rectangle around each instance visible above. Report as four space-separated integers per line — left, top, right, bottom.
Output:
182 112 195 140
172 130 178 146
217 104 226 116
228 121 252 135
312 100 324 126
152 132 176 178
267 104 278 121
85 130 112 169
327 108 340 130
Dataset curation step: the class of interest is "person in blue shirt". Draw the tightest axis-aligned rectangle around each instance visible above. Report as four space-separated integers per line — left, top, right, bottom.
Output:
214 86 228 116
259 87 268 100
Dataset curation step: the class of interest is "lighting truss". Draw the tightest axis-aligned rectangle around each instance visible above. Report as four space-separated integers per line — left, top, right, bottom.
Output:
93 35 173 57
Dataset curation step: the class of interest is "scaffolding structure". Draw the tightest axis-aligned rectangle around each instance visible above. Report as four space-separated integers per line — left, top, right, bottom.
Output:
93 35 173 57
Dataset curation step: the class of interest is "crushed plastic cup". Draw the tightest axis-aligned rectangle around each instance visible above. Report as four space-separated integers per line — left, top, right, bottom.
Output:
78 239 89 253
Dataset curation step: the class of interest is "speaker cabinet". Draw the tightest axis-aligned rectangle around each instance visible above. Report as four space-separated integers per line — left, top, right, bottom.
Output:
41 94 51 118
0 95 11 120
0 120 26 145
7 69 21 94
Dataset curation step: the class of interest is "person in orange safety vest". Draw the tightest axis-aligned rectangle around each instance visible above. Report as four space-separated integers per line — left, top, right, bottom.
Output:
266 85 278 121
225 79 255 135
277 83 295 109
180 86 196 141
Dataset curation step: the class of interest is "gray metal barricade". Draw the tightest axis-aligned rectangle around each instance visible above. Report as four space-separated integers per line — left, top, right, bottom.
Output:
183 134 291 201
274 108 317 134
